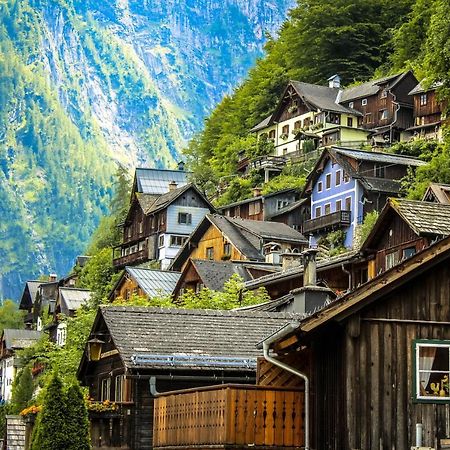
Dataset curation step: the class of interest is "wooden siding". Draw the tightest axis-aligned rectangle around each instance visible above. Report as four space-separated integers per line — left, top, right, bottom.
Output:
187 223 245 264
110 276 147 302
153 384 305 449
413 91 442 123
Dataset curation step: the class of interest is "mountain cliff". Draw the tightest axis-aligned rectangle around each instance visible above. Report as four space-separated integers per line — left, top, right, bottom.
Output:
0 0 293 300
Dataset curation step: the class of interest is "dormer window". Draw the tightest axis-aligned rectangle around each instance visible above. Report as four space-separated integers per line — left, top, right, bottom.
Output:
349 102 354 109
361 98 368 106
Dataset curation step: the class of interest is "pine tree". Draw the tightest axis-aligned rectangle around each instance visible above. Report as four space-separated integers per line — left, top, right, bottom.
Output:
31 372 68 450
11 365 34 413
65 383 91 450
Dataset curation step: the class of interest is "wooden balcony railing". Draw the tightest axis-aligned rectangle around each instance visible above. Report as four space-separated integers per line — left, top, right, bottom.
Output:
153 384 304 449
303 210 351 234
112 248 148 268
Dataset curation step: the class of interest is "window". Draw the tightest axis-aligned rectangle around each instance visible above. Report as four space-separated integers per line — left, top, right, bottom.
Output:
415 340 450 401
223 242 231 256
178 212 192 225
335 170 341 186
249 201 261 216
379 109 388 120
345 196 351 211
361 98 368 106
380 89 388 98
56 323 67 347
348 102 354 109
317 181 323 193
403 247 416 259
344 172 350 183
283 148 288 155
282 124 289 135
294 120 302 130
277 200 289 210
326 173 331 189
138 240 145 251
159 235 164 247
336 200 342 211
324 203 331 215
268 129 276 139
139 221 143 234
420 93 427 106
101 378 111 401
115 375 128 402
170 235 188 247
374 164 385 178
364 113 372 124
385 251 398 270
315 206 321 218
347 117 353 127
206 247 214 260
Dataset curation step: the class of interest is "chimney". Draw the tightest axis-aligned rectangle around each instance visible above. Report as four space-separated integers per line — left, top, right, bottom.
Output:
284 248 336 314
328 74 341 89
168 181 178 192
253 186 262 197
281 250 303 270
49 273 57 282
264 243 281 265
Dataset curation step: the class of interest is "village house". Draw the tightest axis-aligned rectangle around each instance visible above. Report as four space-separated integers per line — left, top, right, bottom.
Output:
257 235 450 450
302 146 426 248
405 81 446 141
0 329 41 402
423 182 450 204
108 266 181 302
77 306 301 450
218 187 310 231
172 258 279 299
169 213 309 272
360 198 450 278
113 182 214 270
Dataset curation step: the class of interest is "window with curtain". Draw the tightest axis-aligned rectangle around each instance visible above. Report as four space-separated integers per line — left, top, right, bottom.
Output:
415 340 450 400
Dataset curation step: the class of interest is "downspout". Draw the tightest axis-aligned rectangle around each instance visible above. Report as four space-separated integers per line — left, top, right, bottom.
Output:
261 322 310 450
341 263 351 291
149 376 159 396
390 90 401 144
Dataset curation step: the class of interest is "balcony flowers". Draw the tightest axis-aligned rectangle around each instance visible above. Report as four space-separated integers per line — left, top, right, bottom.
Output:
86 398 119 413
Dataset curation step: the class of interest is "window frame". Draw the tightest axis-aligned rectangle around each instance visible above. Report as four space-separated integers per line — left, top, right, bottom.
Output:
420 93 428 106
413 339 450 403
206 247 214 260
170 235 188 247
317 181 323 193
324 203 331 215
178 212 192 225
335 170 341 187
101 377 111 401
361 98 368 106
315 206 321 218
325 173 331 190
336 199 342 211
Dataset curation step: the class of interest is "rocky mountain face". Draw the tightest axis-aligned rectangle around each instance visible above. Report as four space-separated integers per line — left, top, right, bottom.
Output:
0 0 293 300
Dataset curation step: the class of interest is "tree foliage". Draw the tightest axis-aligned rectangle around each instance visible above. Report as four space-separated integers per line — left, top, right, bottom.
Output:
10 365 34 414
0 300 25 334
65 383 91 450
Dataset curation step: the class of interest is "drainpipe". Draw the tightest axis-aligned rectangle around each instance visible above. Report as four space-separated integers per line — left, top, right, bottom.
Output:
261 322 310 450
389 90 401 144
149 376 159 396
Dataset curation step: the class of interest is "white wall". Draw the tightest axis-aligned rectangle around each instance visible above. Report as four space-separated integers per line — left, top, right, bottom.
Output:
1 357 16 402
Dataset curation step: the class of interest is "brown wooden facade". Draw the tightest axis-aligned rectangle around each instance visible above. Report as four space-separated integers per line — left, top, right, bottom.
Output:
268 238 450 450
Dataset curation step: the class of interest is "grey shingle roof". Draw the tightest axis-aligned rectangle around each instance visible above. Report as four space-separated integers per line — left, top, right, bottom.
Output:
391 198 450 236
408 81 442 95
135 168 190 195
267 198 308 219
250 115 272 132
423 183 450 204
100 306 301 371
340 73 404 102
291 81 360 115
59 288 91 313
2 329 42 350
126 267 181 297
19 281 41 310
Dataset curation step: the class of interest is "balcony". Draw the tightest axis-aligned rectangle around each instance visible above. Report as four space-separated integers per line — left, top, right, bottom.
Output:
237 155 286 174
112 246 148 269
303 210 351 234
153 384 305 449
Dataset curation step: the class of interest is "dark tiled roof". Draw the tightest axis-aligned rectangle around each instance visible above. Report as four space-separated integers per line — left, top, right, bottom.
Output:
408 81 442 95
340 73 405 102
135 193 159 214
423 183 450 204
100 306 301 370
218 189 297 211
267 198 309 219
19 281 41 310
250 115 273 132
2 329 42 350
390 198 450 236
126 267 181 297
235 294 296 312
291 81 360 115
227 216 308 244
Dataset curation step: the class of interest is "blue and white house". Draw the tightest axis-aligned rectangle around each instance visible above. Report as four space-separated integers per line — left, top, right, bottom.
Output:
302 147 426 248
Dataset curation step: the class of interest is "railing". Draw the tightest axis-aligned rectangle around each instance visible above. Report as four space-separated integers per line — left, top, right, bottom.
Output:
303 210 351 233
112 248 148 268
153 384 304 449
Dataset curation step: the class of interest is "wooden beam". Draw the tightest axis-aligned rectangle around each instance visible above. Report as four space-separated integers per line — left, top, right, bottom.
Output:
274 334 299 352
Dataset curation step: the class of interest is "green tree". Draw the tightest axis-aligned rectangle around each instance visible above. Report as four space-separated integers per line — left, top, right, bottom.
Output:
0 300 25 334
65 383 91 450
10 365 34 414
31 372 68 450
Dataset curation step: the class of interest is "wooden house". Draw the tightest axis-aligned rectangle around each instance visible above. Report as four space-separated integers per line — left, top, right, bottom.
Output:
259 235 450 450
172 258 279 299
108 267 181 302
113 182 214 270
406 81 446 141
169 214 308 272
423 183 450 204
360 198 450 277
77 306 301 450
302 146 426 248
0 329 41 402
250 78 368 159
339 71 418 144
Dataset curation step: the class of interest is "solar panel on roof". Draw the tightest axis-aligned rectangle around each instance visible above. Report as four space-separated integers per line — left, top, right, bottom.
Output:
136 169 190 194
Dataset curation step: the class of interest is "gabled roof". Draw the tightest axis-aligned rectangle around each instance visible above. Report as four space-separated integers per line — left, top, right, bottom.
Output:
217 188 298 211
85 306 302 372
340 72 410 103
408 81 443 96
19 281 41 310
125 267 181 298
1 329 42 351
302 146 425 195
361 198 450 251
134 168 190 195
250 115 273 132
59 288 91 313
272 235 450 345
423 183 450 204
267 198 309 219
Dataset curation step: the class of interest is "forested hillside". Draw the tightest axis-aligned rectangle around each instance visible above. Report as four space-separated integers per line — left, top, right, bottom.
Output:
0 0 293 300
185 0 450 200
